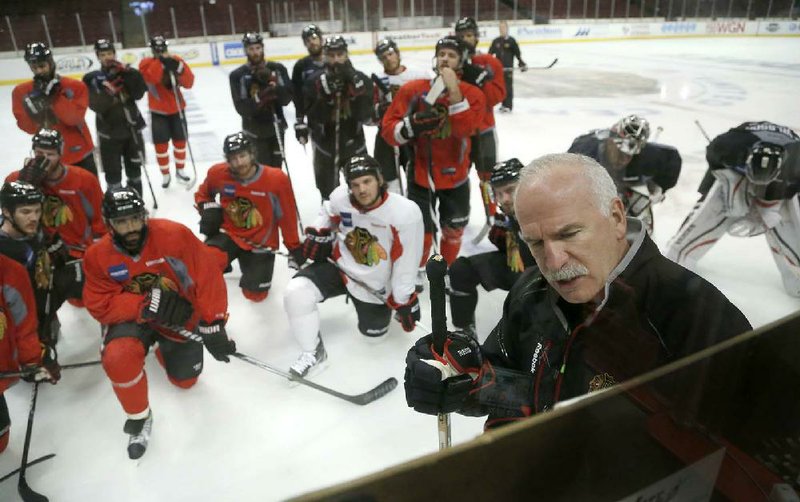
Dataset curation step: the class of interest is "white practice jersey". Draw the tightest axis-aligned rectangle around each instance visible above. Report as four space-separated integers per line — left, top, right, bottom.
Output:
315 186 424 305
374 66 433 104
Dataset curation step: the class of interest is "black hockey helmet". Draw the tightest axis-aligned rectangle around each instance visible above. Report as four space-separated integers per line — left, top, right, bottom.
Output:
32 129 63 153
24 42 53 64
94 38 115 53
746 141 784 185
344 155 382 183
102 187 146 221
610 115 650 156
455 17 479 33
1 181 44 212
374 38 399 59
242 32 263 47
490 158 524 187
302 24 323 42
435 36 467 66
150 35 168 54
223 132 253 157
323 35 348 53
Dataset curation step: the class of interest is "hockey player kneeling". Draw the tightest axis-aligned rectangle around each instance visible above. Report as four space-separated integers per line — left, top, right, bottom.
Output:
83 188 235 459
667 121 800 297
284 156 423 378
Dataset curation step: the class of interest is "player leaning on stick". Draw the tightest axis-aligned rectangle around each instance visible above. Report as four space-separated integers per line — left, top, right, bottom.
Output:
83 188 235 459
284 156 423 378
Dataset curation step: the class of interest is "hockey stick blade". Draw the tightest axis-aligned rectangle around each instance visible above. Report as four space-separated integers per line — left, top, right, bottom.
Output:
514 58 559 71
0 454 55 484
471 222 491 245
18 474 48 502
232 352 398 405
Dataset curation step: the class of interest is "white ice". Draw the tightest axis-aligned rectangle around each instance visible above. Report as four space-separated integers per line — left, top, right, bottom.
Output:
0 36 799 501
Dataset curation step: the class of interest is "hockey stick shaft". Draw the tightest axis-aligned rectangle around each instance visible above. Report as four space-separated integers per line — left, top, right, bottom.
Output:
371 74 406 196
425 255 452 450
694 119 712 143
0 454 55 484
168 71 197 191
272 113 305 230
0 360 102 379
120 92 158 209
509 57 558 71
18 382 48 502
334 92 341 184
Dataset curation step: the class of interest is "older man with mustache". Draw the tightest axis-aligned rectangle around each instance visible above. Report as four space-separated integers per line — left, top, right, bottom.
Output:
404 153 751 429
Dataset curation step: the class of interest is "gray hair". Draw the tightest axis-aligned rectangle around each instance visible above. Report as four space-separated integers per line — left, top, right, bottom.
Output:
514 153 618 217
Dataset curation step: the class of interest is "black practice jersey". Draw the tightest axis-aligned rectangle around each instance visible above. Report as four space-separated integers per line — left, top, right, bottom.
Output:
291 55 325 121
229 61 292 138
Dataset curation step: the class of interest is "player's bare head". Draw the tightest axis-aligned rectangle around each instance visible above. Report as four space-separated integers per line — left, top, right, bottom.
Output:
223 132 257 178
1 181 43 237
490 158 524 216
500 21 509 37
103 187 148 255
242 32 265 64
435 36 466 71
345 156 385 208
302 24 323 55
455 17 479 51
515 153 628 304
24 42 55 79
32 129 63 176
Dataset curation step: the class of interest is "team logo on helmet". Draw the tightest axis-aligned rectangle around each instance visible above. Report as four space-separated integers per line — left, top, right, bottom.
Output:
124 273 178 295
42 195 73 228
345 227 387 267
225 197 263 229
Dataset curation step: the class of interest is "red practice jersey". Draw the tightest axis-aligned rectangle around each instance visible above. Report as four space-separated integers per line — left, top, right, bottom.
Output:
0 255 41 392
12 76 95 165
139 56 195 115
6 166 105 258
381 78 485 189
83 219 228 340
195 164 301 252
469 53 506 131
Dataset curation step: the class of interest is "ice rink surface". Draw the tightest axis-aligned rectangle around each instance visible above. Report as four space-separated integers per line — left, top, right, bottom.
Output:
0 36 799 501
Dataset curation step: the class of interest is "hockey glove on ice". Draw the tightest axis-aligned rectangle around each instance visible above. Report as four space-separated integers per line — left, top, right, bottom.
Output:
303 227 334 262
198 320 236 362
294 122 309 145
139 287 194 328
199 201 224 237
19 156 51 186
288 245 307 270
404 331 483 415
391 294 421 333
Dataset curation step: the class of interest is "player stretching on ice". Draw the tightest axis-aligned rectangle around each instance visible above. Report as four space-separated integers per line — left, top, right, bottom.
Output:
284 156 423 378
83 188 236 459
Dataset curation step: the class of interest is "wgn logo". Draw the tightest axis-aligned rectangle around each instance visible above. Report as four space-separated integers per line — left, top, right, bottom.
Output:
574 27 591 37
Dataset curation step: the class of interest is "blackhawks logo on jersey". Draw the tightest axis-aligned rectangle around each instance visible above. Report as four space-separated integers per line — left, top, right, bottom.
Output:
41 195 73 229
505 232 525 274
124 273 178 295
345 227 387 267
588 372 617 393
0 309 6 341
34 248 53 290
225 197 263 229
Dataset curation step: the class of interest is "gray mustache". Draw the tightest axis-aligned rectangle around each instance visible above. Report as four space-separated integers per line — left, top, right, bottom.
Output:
544 262 589 282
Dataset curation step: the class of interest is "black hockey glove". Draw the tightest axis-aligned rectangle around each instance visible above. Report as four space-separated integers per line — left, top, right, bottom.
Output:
199 201 224 237
160 56 182 75
19 155 51 186
34 74 61 96
303 227 335 262
400 109 441 139
332 61 356 83
22 345 61 384
461 63 491 88
391 294 421 333
488 214 509 252
321 72 345 96
294 122 309 145
198 320 236 363
23 91 49 122
287 245 307 270
404 331 483 415
519 61 528 73
52 259 82 296
138 287 194 328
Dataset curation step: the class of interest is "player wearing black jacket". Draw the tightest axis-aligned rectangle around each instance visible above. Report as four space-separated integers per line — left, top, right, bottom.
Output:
229 32 293 167
83 39 147 195
488 21 527 112
291 24 326 149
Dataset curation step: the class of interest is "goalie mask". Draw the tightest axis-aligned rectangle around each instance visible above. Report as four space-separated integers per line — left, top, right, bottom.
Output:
610 115 650 156
745 142 784 186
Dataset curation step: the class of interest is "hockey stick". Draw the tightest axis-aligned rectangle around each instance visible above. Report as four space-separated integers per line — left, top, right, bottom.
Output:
18 383 48 502
426 254 452 450
272 112 304 231
510 58 558 71
371 74 405 196
0 454 55 484
471 180 494 245
694 119 712 143
120 91 158 209
333 91 342 189
168 70 198 191
0 360 102 379
177 328 397 405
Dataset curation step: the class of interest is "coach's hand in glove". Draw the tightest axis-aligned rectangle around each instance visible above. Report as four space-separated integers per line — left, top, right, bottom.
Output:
198 320 236 362
404 331 483 415
139 287 194 328
303 227 334 262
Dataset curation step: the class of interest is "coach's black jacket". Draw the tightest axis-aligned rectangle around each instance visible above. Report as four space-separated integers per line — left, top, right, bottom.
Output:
462 218 752 429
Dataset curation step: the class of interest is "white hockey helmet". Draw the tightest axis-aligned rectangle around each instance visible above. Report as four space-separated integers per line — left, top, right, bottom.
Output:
745 141 784 185
610 115 650 156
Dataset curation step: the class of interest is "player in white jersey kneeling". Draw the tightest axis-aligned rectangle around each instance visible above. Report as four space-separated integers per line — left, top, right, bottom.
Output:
284 155 424 377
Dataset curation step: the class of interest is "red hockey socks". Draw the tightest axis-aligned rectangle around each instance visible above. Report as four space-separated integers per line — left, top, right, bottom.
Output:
173 140 187 172
155 142 170 174
103 337 149 416
440 227 464 265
